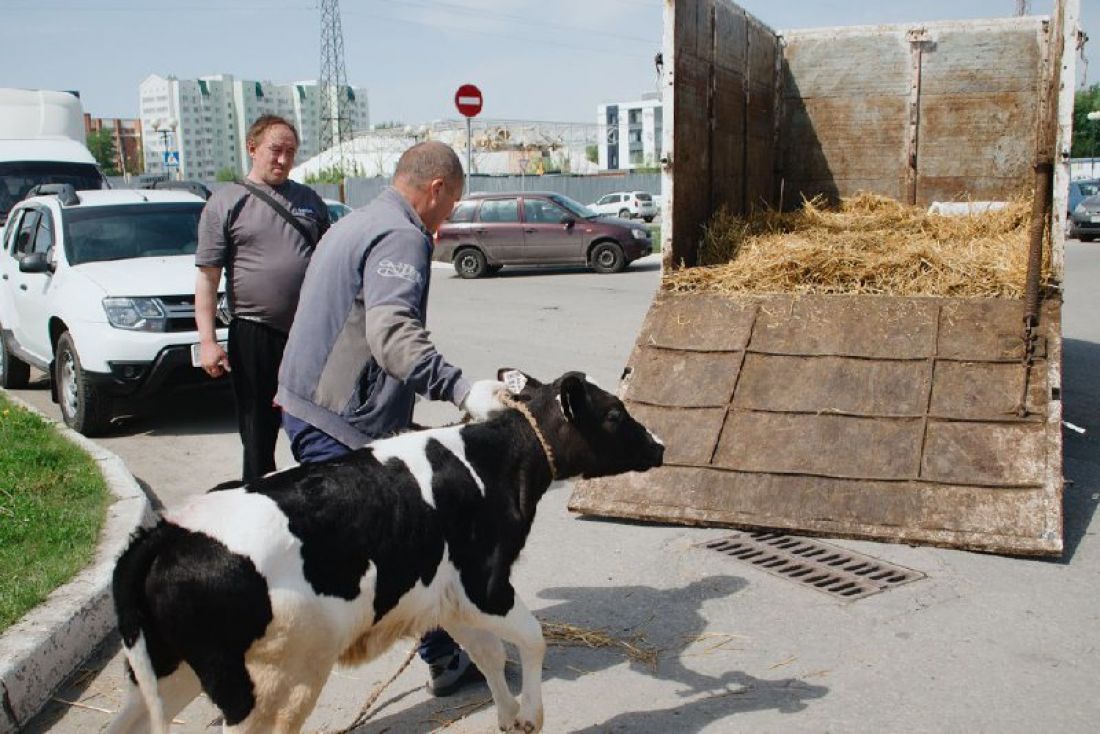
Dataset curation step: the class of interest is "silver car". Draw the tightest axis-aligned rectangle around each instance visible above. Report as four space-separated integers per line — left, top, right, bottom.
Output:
1070 193 1100 242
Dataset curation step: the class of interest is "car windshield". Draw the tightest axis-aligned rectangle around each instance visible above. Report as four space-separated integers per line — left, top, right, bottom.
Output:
0 161 103 224
635 192 653 201
548 194 597 219
1078 181 1100 197
64 203 204 265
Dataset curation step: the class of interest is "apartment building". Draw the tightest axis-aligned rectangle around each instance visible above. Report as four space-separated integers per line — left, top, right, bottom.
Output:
596 93 663 171
83 114 144 175
139 74 369 179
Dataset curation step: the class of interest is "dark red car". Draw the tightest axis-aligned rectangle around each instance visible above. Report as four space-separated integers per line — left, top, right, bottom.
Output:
434 191 653 278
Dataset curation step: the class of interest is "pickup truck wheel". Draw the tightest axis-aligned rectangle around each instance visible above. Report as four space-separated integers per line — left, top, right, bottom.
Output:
591 242 626 274
55 332 111 436
618 208 631 219
454 248 487 279
0 328 31 389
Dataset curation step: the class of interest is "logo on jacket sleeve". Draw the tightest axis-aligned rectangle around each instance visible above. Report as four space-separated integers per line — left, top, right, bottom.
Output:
377 259 423 284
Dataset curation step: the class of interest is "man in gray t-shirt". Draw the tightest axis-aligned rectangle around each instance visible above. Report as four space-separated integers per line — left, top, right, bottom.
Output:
195 114 329 483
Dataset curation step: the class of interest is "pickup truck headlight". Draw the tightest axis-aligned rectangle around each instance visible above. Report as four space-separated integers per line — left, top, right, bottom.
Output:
1075 202 1088 214
631 228 649 240
102 297 168 332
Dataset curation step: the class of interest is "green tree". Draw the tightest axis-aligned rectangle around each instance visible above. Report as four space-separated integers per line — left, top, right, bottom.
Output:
215 167 238 182
585 144 598 164
1072 84 1100 158
86 129 120 176
304 161 365 185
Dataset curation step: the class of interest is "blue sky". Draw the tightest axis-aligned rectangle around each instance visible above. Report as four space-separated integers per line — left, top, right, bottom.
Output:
0 0 1095 123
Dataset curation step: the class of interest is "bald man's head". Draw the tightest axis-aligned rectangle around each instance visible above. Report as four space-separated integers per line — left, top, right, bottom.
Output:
393 141 464 190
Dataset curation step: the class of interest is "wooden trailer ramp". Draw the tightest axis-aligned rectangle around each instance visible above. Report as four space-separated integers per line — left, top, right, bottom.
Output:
569 292 1063 556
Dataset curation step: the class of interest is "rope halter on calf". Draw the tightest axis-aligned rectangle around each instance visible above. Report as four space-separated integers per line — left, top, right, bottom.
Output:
499 376 558 480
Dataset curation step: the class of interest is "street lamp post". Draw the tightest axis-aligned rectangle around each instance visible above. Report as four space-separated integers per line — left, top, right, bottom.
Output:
151 117 179 180
1088 111 1100 177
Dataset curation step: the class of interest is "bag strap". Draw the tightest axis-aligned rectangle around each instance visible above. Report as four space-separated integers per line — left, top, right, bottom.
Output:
235 178 317 248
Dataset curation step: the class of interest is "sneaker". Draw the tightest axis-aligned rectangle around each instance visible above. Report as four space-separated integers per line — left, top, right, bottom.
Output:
426 649 485 697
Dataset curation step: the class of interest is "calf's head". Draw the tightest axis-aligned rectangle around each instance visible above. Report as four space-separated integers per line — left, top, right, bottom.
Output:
498 368 664 479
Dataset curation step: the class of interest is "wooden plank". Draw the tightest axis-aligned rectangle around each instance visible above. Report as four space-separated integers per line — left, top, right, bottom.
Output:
625 348 743 407
750 295 938 359
670 0 713 268
734 354 930 416
569 467 1061 555
921 421 1048 486
929 361 1048 421
621 403 726 466
713 412 925 479
641 292 756 351
937 299 1056 361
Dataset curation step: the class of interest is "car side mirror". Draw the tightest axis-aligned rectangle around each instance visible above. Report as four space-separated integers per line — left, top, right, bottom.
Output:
561 216 575 227
19 252 54 274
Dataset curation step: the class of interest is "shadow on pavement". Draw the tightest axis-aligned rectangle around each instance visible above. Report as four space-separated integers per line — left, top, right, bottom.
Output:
355 576 828 732
23 634 124 733
1055 337 1100 564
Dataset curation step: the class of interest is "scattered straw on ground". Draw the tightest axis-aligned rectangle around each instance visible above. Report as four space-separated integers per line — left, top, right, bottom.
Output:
540 619 660 669
664 192 1052 298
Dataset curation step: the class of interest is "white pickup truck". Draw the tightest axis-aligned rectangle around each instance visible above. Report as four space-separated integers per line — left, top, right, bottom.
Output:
0 184 228 435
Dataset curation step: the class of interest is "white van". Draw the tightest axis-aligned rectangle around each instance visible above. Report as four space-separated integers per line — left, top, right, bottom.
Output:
0 89 105 224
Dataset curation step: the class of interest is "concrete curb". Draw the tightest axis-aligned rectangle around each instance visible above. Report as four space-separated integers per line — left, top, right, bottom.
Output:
0 393 154 733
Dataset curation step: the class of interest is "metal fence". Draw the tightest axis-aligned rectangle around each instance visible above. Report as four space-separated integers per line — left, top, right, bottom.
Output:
108 172 661 210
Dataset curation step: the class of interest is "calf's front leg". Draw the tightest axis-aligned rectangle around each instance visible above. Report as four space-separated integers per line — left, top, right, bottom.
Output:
445 623 518 730
471 597 545 733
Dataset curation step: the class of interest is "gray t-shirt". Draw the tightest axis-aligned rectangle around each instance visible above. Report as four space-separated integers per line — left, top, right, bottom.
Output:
196 180 329 333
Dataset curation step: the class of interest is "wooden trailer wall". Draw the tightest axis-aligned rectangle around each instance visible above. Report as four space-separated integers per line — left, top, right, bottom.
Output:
576 0 1080 556
780 18 1050 210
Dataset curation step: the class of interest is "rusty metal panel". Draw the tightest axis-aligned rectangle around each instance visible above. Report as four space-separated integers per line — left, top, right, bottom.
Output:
735 354 930 416
751 296 938 358
713 412 924 479
915 23 1042 204
570 292 1064 556
642 292 756 350
625 349 742 407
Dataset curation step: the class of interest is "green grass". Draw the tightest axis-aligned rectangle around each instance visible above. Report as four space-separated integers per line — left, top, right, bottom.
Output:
0 393 110 633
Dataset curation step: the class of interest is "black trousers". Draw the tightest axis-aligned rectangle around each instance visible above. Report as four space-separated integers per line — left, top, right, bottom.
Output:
228 318 287 483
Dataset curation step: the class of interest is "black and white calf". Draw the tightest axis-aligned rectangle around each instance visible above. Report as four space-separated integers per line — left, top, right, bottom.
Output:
108 370 663 734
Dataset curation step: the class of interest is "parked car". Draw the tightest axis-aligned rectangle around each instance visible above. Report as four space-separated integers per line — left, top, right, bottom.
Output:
324 198 352 223
434 191 653 278
0 184 228 435
1069 193 1100 242
589 191 658 222
1068 178 1100 217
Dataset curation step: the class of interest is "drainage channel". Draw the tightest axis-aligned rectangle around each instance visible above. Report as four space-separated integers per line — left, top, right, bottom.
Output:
699 531 925 601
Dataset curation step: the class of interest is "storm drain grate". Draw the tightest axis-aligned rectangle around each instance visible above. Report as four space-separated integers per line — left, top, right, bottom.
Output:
699 531 925 601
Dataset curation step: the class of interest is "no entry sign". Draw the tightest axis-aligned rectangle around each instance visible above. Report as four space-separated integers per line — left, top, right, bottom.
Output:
454 84 483 117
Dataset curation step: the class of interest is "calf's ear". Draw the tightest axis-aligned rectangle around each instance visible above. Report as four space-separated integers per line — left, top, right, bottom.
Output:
560 373 591 424
498 367 542 393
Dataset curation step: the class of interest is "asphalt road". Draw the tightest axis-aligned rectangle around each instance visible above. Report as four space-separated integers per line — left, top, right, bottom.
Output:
18 245 1100 732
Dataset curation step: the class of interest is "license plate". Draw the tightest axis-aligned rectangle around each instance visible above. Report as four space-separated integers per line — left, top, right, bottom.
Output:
1091 216 1100 223
190 341 227 368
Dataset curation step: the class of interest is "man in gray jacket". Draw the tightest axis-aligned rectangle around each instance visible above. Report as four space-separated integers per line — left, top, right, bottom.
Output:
276 141 505 696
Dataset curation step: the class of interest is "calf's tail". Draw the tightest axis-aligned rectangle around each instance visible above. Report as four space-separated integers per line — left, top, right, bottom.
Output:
112 523 171 734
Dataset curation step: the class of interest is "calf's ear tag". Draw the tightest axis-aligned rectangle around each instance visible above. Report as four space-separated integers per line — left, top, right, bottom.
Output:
502 370 527 395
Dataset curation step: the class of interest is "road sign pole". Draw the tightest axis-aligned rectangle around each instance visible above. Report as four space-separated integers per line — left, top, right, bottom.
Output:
454 83 483 196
